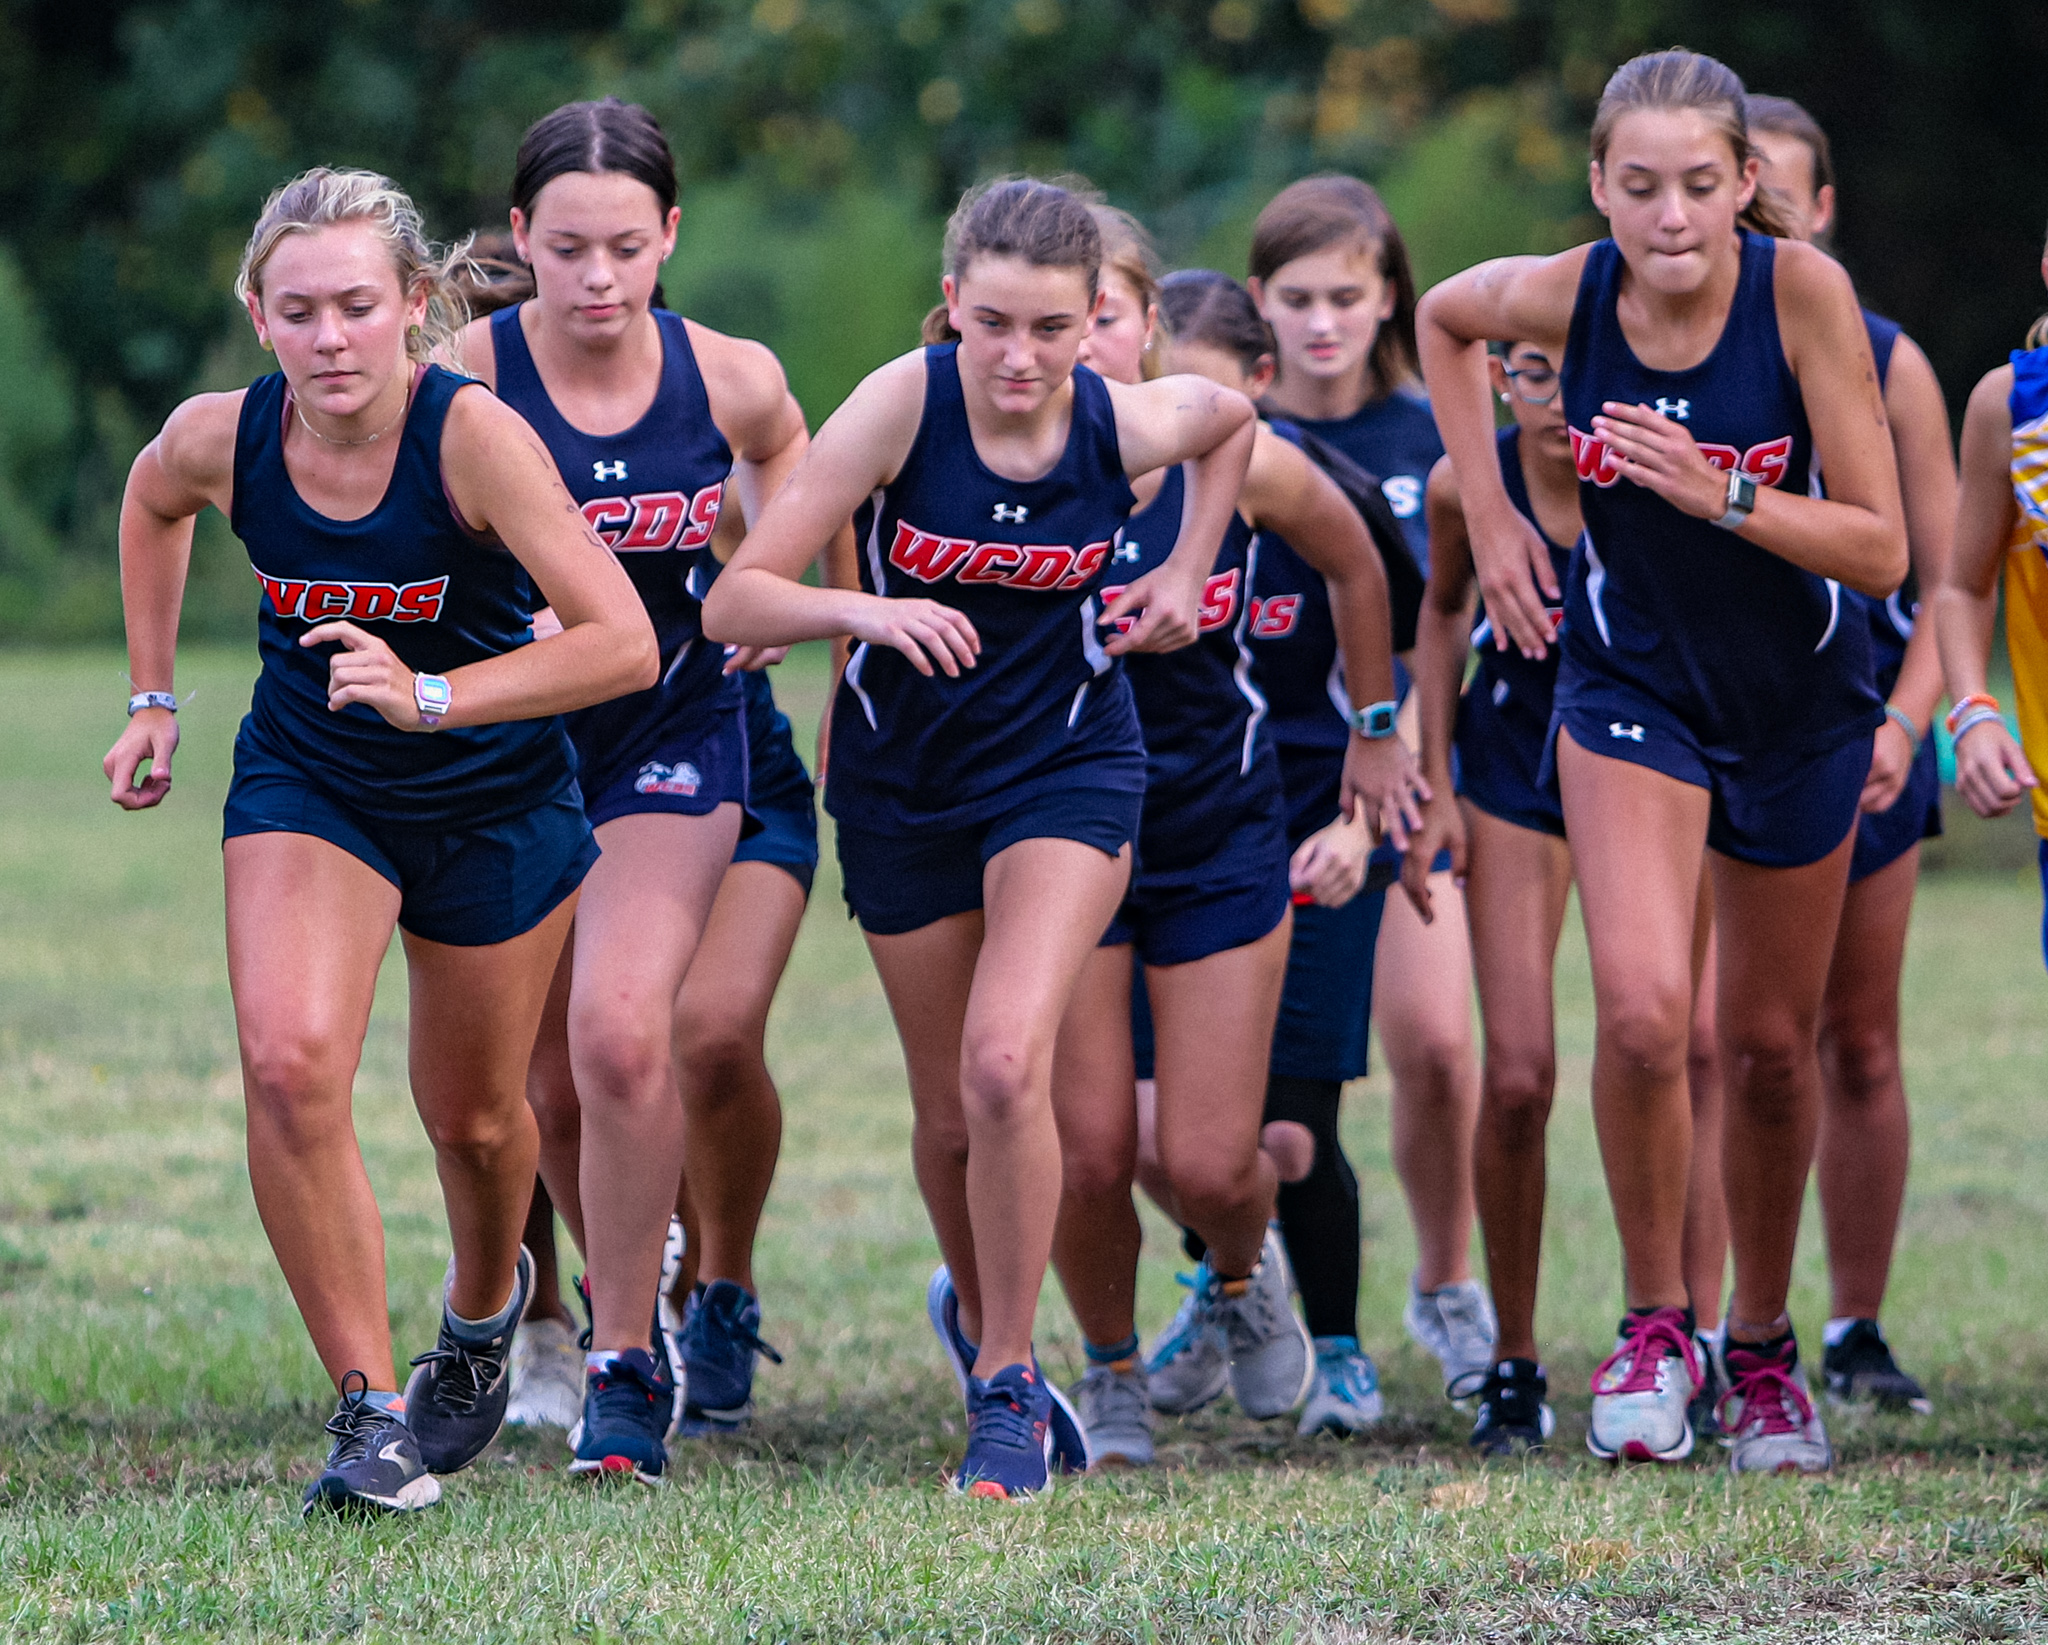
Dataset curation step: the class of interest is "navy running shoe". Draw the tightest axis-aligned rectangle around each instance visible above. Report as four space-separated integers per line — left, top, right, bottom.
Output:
925 1264 1091 1473
1464 1358 1556 1457
303 1372 440 1517
569 1347 671 1485
676 1279 784 1435
952 1363 1053 1502
403 1245 533 1475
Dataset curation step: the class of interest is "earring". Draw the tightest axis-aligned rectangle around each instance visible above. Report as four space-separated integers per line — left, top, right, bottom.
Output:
407 323 425 345
1498 391 1510 403
260 337 274 353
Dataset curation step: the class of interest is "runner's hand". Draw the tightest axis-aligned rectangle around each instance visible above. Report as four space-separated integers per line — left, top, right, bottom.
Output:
1953 716 2035 819
1340 734 1427 854
1469 501 1560 660
724 644 791 673
1288 805 1374 909
1859 716 1915 814
104 708 179 811
303 621 425 729
1589 400 1729 521
1399 784 1466 924
846 595 980 678
1101 562 1204 655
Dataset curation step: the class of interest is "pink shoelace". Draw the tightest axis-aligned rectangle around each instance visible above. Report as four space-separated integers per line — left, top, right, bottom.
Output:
1720 1350 1815 1437
1590 1307 1702 1396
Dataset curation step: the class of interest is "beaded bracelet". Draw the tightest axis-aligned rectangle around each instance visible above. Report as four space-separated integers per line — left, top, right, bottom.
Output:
1946 693 1999 736
1883 704 1921 755
1949 705 2006 746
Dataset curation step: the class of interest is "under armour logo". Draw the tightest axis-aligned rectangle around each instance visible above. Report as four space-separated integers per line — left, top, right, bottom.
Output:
1112 541 1141 563
593 459 628 482
1652 398 1689 421
1608 721 1646 743
992 502 1029 525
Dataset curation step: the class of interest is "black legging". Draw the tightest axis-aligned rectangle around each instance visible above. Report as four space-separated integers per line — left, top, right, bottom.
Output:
1180 1073 1358 1343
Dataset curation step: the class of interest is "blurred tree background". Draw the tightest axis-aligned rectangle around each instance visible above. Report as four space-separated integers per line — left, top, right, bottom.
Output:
0 0 2043 640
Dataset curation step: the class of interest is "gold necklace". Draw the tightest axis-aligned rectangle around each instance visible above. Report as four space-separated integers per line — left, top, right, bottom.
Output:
294 394 408 448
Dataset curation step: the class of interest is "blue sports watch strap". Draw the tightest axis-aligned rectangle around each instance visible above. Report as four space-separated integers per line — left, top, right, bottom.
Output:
1349 700 1398 739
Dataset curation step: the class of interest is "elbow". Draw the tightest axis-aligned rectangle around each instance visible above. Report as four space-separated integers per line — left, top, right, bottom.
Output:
1849 526 1910 600
621 611 660 691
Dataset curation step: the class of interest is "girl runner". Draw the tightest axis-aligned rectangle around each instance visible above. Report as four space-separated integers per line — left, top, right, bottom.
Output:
455 99 812 1484
1418 50 1907 1473
703 177 1258 1500
1242 175 1496 1401
101 167 657 1514
1050 253 1417 1465
1748 94 1953 1415
1937 245 2048 968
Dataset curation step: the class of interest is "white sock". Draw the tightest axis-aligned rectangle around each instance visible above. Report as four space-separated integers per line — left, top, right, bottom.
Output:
1822 1316 1869 1348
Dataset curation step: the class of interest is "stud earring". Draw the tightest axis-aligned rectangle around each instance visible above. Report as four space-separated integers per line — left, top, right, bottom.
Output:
1498 391 1511 403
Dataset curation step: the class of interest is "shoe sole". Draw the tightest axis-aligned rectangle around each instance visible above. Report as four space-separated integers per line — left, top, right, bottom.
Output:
1824 1387 1933 1416
1298 1399 1384 1437
302 1473 441 1516
1587 1427 1695 1464
568 1455 664 1486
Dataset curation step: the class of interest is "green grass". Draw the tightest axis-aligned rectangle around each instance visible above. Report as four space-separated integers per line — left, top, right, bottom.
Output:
3 644 2048 1641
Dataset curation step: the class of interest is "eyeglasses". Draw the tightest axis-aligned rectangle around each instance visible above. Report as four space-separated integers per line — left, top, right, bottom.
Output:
1502 364 1559 405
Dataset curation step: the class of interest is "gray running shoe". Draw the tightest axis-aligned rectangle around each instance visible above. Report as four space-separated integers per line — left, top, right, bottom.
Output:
1404 1276 1498 1399
1144 1264 1229 1415
1724 1335 1832 1476
1297 1336 1384 1436
1070 1361 1154 1466
1213 1227 1314 1420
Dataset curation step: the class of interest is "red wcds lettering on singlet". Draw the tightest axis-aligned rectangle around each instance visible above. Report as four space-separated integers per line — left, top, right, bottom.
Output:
1098 567 1242 636
584 482 723 552
1247 592 1302 639
1570 426 1795 491
252 565 449 623
886 519 1111 593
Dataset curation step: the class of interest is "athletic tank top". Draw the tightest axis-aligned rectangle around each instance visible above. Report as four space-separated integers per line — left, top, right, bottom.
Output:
232 365 576 827
489 305 738 713
1847 311 1917 697
2003 344 2048 840
1467 425 1576 733
1559 230 1879 754
1108 463 1280 861
1289 388 1444 573
826 344 1142 831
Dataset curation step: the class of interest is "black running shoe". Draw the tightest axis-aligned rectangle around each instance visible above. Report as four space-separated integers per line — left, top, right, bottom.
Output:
1688 1328 1730 1442
1463 1358 1556 1457
303 1372 440 1517
1822 1318 1932 1414
676 1279 784 1435
403 1244 534 1475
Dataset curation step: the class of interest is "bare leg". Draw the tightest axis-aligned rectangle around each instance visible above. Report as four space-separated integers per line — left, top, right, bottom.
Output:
1376 874 1482 1289
1816 845 1920 1320
1682 884 1729 1331
521 1177 574 1327
1049 944 1144 1348
1556 729 1711 1311
674 860 807 1294
1462 806 1573 1366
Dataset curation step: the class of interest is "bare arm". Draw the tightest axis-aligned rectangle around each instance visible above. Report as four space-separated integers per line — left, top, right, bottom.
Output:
1400 455 1478 916
1415 251 1583 658
1936 365 2033 816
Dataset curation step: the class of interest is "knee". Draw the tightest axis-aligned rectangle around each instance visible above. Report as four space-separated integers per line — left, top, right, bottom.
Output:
1722 1021 1812 1108
422 1097 530 1167
1481 1055 1555 1143
1060 1140 1135 1205
1161 1142 1260 1228
674 1003 764 1094
241 1028 355 1150
1603 990 1692 1087
960 1036 1047 1129
1821 1018 1899 1106
570 1004 672 1109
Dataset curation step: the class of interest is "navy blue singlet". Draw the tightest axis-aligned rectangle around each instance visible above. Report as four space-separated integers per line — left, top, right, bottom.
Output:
1852 311 1914 691
1469 425 1575 732
1108 464 1281 862
489 305 741 721
826 344 1142 832
232 365 576 828
1558 231 1880 754
1288 388 1444 574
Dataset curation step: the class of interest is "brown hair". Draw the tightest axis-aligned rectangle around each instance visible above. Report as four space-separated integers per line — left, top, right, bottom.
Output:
1248 174 1419 396
512 98 677 221
1590 50 1793 240
921 175 1106 345
2031 217 2048 351
1157 269 1273 374
452 230 533 318
1745 94 1834 197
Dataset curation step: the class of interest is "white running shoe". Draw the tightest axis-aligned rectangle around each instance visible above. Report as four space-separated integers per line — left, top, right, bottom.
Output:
1723 1335 1832 1475
1586 1306 1702 1463
1297 1336 1383 1436
505 1317 584 1430
1212 1227 1314 1420
1403 1276 1498 1400
1070 1361 1154 1467
1145 1265 1230 1415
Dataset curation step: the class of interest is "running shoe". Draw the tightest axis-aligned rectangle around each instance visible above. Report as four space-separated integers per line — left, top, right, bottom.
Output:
1462 1358 1555 1457
569 1347 672 1485
505 1317 584 1430
1144 1264 1230 1414
654 1215 688 1434
1213 1227 1315 1419
403 1244 533 1475
1688 1326 1730 1443
1586 1305 1701 1463
303 1372 440 1517
1297 1336 1384 1436
951 1363 1053 1501
675 1279 784 1435
1069 1361 1154 1467
1822 1318 1933 1414
1723 1333 1832 1475
923 1265 1090 1472
1404 1276 1499 1400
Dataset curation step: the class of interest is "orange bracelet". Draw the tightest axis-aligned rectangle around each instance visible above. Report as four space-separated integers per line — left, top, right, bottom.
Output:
1946 693 1999 736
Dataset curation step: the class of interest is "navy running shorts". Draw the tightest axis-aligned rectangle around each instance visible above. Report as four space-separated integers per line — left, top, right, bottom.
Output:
1456 683 1565 839
836 781 1141 937
2038 838 2048 974
1548 692 1872 870
1849 730 1942 885
730 671 819 896
1268 886 1388 1085
568 686 750 832
1102 808 1292 969
223 748 597 948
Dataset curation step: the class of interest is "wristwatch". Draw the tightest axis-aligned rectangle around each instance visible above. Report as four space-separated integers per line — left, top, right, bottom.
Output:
1714 469 1758 531
1347 700 1399 739
413 672 452 730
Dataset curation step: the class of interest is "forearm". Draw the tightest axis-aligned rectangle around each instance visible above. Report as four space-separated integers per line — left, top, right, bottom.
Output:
1934 584 2001 705
432 615 658 729
119 499 196 693
1737 492 1906 596
1888 621 1945 738
1166 421 1256 584
1417 322 1519 531
1325 564 1396 715
703 564 874 648
1412 594 1472 785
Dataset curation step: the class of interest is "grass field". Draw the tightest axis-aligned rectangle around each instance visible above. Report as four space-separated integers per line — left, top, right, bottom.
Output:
4 643 2048 1641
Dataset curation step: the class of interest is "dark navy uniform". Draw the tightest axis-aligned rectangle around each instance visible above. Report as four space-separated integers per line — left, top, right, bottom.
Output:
1103 466 1291 1072
1846 310 1941 884
730 669 819 896
1555 231 1882 868
828 344 1143 934
489 305 748 829
222 365 596 945
1454 426 1574 838
1289 388 1444 576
